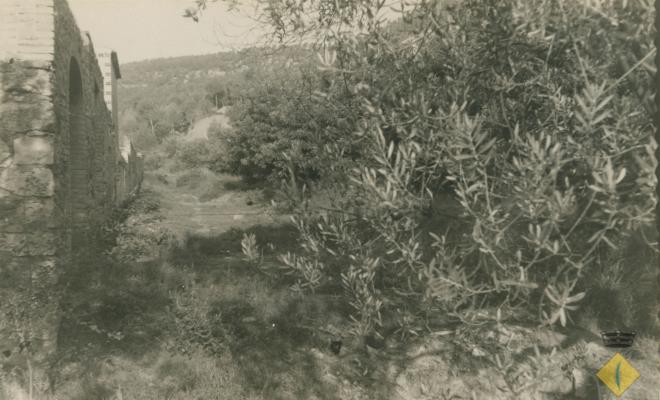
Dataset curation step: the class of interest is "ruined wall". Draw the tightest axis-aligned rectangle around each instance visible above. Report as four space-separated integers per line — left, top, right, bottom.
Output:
0 3 62 385
97 50 119 130
0 0 142 393
98 49 144 204
117 140 143 204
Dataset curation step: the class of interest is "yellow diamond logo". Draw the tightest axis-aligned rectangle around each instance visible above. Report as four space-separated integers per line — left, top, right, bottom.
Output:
596 352 640 397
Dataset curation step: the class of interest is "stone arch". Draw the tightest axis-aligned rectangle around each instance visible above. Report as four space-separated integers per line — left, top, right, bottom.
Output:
68 56 88 226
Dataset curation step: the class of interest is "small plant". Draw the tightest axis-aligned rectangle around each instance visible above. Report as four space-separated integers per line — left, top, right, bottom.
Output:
169 282 225 357
542 283 586 327
278 252 325 293
241 233 261 266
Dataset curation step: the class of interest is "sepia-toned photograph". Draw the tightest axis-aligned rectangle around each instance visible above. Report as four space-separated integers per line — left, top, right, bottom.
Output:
0 0 659 398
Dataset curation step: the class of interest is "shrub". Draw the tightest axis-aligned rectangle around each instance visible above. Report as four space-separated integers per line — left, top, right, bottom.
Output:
263 0 657 338
218 62 362 184
108 190 176 262
176 140 213 169
162 136 179 158
240 233 261 266
205 121 232 172
143 152 164 172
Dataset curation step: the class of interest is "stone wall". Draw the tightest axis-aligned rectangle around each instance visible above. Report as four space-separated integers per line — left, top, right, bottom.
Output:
0 0 142 394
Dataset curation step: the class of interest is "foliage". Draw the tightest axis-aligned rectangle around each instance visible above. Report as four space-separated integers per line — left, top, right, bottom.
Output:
168 282 226 357
119 47 310 149
176 140 213 169
200 0 658 339
241 233 262 266
108 190 176 262
172 123 231 171
216 60 362 184
206 79 235 109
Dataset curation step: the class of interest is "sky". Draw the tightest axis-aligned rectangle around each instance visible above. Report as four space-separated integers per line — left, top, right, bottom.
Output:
68 0 268 63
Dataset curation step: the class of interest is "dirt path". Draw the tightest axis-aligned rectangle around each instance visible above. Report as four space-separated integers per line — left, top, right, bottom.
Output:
184 108 231 142
145 170 287 239
129 169 365 400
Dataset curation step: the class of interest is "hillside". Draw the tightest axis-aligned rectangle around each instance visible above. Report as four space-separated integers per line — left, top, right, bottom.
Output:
117 46 312 149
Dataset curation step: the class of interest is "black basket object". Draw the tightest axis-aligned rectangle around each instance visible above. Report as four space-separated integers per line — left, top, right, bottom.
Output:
600 330 636 348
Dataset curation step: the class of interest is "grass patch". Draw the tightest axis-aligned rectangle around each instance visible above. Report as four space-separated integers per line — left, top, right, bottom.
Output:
198 180 226 202
53 198 360 400
170 223 299 265
175 169 204 189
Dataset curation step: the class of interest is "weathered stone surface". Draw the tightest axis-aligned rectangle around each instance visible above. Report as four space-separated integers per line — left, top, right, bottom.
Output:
0 165 54 196
20 232 58 256
0 187 21 210
0 62 52 97
0 232 57 256
24 197 59 228
0 188 23 232
0 97 56 135
1 0 143 395
0 255 60 398
0 139 10 164
13 135 54 165
0 253 28 287
0 233 24 255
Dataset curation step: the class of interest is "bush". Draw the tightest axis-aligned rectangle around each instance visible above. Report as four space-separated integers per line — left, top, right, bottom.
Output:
143 152 165 171
163 136 179 158
218 62 362 185
264 0 657 339
108 190 176 262
176 140 213 169
205 121 231 172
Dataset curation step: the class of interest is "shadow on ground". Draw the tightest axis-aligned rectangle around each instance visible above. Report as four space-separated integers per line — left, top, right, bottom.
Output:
52 215 393 399
52 249 172 397
166 224 375 399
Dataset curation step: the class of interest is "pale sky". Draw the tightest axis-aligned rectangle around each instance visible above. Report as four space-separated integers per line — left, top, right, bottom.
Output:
68 0 268 63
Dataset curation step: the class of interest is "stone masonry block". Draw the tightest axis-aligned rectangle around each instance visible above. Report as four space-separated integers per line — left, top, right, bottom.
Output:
0 62 52 97
0 233 23 255
24 198 61 228
0 98 56 136
0 232 57 256
0 187 24 232
13 135 54 165
22 232 59 256
0 139 10 165
0 187 21 211
0 166 54 196
0 254 28 288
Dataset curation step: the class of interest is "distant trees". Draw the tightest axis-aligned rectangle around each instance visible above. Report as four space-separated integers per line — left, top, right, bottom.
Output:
118 48 307 148
205 79 232 109
120 77 214 146
207 56 362 185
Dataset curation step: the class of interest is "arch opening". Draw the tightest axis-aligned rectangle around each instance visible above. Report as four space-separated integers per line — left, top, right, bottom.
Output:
68 57 89 228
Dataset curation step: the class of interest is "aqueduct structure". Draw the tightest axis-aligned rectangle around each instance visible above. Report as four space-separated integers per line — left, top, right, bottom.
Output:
0 0 143 389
